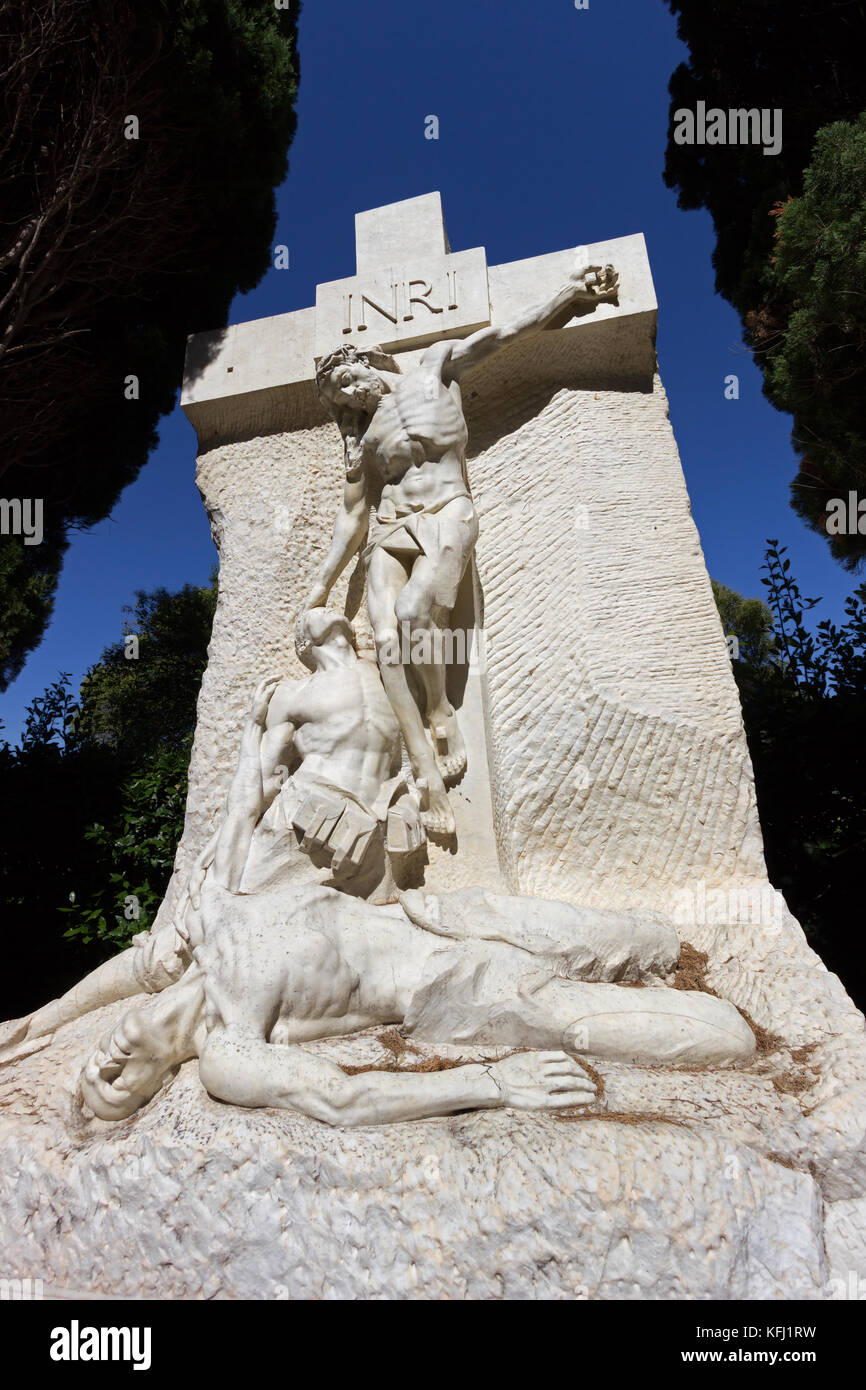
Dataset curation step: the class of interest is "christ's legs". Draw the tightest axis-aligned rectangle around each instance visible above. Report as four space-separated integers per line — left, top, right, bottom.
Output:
396 506 477 783
395 558 466 782
367 546 455 834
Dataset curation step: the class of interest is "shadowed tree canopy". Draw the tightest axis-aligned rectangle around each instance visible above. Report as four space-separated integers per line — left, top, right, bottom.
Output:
710 579 776 668
713 547 866 1008
662 0 866 567
0 572 217 1015
0 0 301 688
759 116 866 568
77 574 218 759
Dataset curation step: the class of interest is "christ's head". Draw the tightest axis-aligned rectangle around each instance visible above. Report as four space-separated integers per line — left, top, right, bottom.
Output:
316 345 394 415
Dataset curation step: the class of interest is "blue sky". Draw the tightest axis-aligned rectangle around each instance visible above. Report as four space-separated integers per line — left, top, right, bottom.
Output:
1 0 855 740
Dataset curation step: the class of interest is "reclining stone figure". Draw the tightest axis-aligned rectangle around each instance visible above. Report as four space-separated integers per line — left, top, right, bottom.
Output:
79 879 756 1125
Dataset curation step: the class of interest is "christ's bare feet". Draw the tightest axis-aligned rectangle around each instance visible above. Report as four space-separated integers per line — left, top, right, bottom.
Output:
416 774 456 836
429 703 466 782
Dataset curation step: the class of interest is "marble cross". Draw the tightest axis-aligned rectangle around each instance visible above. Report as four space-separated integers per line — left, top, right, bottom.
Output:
182 191 656 444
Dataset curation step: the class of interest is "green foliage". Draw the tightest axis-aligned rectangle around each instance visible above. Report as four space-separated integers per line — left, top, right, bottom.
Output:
710 580 776 668
0 574 215 1017
19 673 82 755
759 116 866 567
0 535 65 690
663 1 866 567
663 0 866 310
0 0 301 688
714 545 866 1006
62 739 193 951
77 575 218 758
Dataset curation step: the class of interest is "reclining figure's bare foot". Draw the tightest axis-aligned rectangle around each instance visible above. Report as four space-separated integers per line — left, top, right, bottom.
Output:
416 774 456 836
398 889 444 934
429 703 466 782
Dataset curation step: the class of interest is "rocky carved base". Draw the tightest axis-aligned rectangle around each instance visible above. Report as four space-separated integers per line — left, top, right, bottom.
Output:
0 995 860 1300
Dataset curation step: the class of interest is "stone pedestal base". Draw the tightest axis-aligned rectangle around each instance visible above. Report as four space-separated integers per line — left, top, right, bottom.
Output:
1 984 862 1301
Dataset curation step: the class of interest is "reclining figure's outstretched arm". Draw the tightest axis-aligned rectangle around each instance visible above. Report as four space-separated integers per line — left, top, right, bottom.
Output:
198 1028 595 1127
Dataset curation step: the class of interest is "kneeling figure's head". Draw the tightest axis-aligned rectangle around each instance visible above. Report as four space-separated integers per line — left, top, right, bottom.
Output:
295 606 356 671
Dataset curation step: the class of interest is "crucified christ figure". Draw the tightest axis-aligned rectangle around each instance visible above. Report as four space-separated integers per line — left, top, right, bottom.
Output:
308 261 619 836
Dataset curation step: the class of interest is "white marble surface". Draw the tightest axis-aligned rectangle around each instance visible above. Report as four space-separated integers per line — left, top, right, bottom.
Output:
2 194 865 1299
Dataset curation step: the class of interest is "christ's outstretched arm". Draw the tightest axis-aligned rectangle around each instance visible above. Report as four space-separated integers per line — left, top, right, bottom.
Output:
306 472 368 608
434 262 619 381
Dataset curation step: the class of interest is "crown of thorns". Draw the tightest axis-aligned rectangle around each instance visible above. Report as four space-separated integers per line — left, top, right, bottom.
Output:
315 344 396 392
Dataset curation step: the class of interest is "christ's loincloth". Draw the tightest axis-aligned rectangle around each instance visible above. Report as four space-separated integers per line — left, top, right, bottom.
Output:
363 490 478 610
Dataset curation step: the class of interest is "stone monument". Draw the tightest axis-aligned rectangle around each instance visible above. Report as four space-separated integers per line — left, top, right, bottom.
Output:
1 193 865 1300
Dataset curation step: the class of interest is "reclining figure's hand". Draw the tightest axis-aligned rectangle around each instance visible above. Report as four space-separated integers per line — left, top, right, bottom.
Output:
488 1050 596 1111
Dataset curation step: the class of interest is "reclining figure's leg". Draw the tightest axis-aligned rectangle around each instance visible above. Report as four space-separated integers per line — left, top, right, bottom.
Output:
557 981 756 1066
408 965 756 1068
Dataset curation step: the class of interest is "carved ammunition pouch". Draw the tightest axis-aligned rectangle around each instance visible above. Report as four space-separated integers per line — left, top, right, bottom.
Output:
291 788 378 873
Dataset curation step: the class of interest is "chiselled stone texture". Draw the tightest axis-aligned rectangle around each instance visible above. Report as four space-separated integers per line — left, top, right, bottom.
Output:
464 368 765 913
824 1195 866 1294
164 355 766 931
0 1006 833 1301
6 196 860 1301
687 908 866 1203
153 423 352 934
155 410 501 936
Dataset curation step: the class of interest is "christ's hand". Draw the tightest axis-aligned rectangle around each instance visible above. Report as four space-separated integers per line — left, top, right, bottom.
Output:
570 263 619 302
